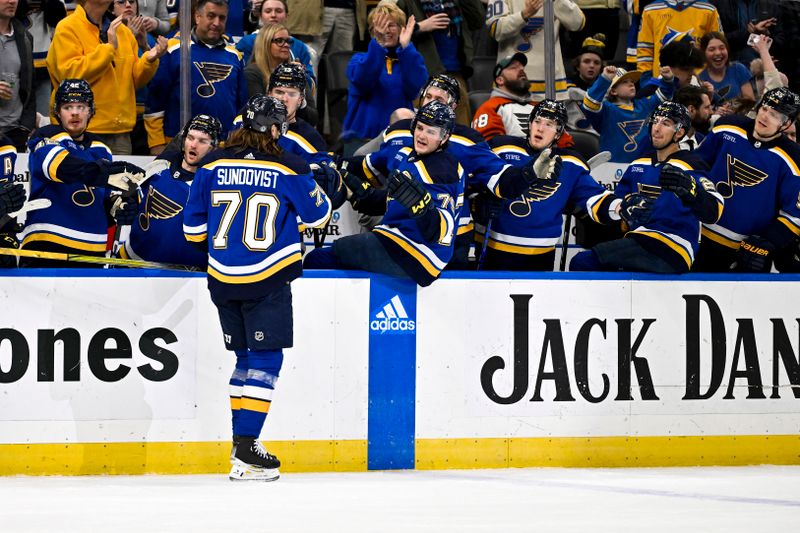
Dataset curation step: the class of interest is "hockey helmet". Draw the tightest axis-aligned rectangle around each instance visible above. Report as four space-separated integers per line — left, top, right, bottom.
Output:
181 114 223 147
648 100 691 139
529 99 568 137
241 94 288 135
268 63 306 95
411 100 456 140
421 74 461 106
54 79 95 118
757 87 800 122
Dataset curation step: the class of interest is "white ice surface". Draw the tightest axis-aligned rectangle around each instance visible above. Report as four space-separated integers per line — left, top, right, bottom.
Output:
1 466 799 532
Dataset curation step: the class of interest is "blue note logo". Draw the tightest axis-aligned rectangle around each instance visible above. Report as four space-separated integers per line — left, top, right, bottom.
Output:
370 295 415 334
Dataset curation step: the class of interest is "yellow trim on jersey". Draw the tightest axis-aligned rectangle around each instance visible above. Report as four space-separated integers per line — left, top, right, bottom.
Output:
185 232 207 243
778 216 800 236
712 124 747 138
374 228 441 277
203 159 296 175
457 222 474 235
492 144 528 156
284 130 316 153
449 134 475 146
529 80 569 93
207 252 302 284
48 150 69 183
414 160 434 184
561 155 589 171
488 240 555 255
240 397 271 413
22 234 108 253
634 231 692 268
384 129 411 141
770 146 800 176
229 397 241 410
701 227 740 249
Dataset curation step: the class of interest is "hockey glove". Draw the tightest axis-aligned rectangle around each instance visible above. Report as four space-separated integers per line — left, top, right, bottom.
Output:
311 163 346 209
343 169 374 203
619 193 655 228
735 235 776 273
104 160 147 197
471 191 504 226
522 148 562 187
659 164 697 205
387 170 432 218
110 196 139 226
0 233 19 268
0 183 26 218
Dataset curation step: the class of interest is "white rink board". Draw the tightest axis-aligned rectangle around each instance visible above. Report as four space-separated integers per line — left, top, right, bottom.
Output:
0 276 370 444
415 278 800 439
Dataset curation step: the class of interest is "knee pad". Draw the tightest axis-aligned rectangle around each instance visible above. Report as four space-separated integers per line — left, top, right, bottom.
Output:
303 247 338 269
569 249 602 271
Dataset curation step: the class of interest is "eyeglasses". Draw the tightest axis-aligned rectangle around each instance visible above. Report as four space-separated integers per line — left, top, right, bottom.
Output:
272 37 294 46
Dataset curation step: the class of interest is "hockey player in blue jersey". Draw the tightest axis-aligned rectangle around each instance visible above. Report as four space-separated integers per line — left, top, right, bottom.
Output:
571 101 724 273
377 74 559 268
119 114 222 268
183 95 333 482
487 99 617 271
693 87 800 272
21 79 143 268
303 101 466 286
0 135 26 267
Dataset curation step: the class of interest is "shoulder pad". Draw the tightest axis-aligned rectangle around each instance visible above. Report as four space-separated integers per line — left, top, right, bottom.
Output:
488 134 526 150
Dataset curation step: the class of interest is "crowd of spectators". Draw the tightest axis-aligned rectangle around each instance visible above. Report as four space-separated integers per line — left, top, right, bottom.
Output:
2 0 800 276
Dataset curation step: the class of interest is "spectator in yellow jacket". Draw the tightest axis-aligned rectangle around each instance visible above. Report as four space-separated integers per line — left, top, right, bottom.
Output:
46 0 167 154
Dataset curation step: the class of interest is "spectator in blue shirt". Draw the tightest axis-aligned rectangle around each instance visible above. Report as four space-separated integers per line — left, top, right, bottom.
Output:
698 31 755 105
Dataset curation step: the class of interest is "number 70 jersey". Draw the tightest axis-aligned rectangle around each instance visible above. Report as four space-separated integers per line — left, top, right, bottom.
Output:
183 148 332 300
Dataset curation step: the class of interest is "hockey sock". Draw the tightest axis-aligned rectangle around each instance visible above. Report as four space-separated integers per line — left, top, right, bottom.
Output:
230 349 248 435
237 349 284 438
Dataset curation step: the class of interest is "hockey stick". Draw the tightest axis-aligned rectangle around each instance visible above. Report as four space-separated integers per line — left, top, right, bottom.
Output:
559 209 573 272
587 151 611 170
0 199 52 232
0 247 202 271
476 216 493 271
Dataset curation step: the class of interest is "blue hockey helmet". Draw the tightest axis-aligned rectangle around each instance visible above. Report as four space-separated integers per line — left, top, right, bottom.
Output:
757 87 800 122
241 94 288 135
421 74 461 106
648 100 691 139
181 114 223 146
268 63 307 95
411 100 456 140
54 79 95 119
529 99 568 138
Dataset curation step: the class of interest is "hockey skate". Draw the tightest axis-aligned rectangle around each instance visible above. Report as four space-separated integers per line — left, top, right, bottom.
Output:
229 437 281 482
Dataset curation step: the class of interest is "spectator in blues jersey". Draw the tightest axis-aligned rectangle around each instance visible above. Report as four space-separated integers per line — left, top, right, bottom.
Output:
571 101 724 273
244 23 317 125
692 86 800 272
304 101 463 286
698 31 755 106
21 79 143 267
118 114 221 268
0 0 35 152
236 0 314 83
342 1 427 154
144 0 247 154
0 134 26 267
485 99 615 271
581 65 674 163
183 95 334 481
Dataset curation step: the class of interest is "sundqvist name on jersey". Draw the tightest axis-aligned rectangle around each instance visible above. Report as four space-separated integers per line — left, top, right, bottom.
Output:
215 167 280 188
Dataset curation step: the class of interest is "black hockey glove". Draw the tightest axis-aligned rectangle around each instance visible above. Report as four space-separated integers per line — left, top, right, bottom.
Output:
387 170 432 218
343 170 374 203
471 191 504 226
522 148 562 187
0 233 19 268
0 182 26 218
735 235 776 273
102 160 146 197
311 163 346 209
659 164 697 205
619 193 655 228
110 196 139 226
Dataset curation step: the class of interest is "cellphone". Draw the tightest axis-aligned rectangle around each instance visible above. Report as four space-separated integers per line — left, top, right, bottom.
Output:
747 33 772 49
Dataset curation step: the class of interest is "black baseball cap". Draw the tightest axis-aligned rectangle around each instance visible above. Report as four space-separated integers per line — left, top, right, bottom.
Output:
493 53 528 79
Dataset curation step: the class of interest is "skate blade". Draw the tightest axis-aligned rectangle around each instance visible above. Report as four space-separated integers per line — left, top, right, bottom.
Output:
229 461 280 482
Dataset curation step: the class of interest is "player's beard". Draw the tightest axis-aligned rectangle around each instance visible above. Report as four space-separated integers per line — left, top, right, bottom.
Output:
504 78 530 98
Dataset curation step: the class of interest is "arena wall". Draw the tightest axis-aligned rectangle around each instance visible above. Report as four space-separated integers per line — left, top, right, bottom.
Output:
1 270 798 476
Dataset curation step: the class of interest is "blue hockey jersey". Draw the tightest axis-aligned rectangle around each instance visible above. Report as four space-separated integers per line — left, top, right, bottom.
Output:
694 116 800 249
489 136 614 255
119 151 208 268
144 35 248 148
581 74 673 163
21 125 113 253
231 115 335 168
183 147 332 299
359 145 464 286
615 151 724 270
